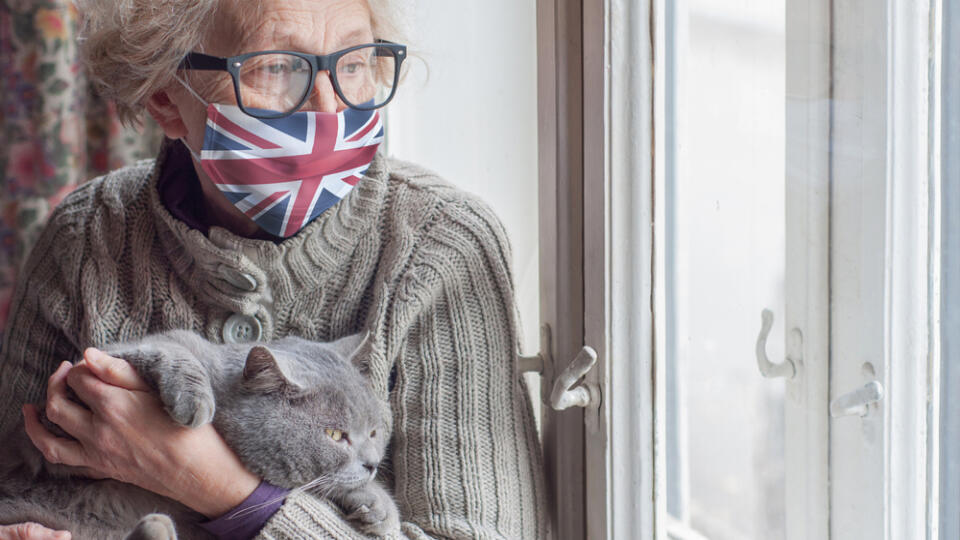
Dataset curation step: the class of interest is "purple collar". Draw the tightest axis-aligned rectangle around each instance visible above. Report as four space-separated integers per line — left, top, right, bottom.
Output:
156 138 213 234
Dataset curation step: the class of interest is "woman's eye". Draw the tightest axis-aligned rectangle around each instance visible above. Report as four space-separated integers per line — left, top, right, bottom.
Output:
325 428 346 442
338 53 370 77
340 62 363 75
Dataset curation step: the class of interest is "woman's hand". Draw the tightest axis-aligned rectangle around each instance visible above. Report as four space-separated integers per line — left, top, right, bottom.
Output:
0 523 70 540
22 348 260 518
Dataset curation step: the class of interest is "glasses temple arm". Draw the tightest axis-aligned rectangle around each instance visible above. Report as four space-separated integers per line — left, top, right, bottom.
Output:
179 52 229 70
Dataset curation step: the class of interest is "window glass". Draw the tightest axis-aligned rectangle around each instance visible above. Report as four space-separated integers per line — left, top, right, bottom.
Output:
666 1 786 538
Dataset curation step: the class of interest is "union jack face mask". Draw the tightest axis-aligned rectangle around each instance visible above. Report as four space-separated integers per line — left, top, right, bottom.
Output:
181 95 384 238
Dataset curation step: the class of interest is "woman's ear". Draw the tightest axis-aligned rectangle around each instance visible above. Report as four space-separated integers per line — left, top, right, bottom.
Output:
145 89 189 139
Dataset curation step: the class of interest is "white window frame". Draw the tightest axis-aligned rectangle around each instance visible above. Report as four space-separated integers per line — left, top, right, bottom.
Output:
537 0 940 538
782 0 831 537
827 0 937 538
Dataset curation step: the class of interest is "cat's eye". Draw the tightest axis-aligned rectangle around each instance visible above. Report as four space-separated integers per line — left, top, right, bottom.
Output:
325 428 346 442
370 430 376 438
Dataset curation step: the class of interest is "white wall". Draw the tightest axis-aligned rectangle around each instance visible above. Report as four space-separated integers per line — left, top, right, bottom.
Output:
384 0 540 355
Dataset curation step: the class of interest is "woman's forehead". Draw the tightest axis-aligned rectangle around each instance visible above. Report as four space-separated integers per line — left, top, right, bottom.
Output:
210 0 374 55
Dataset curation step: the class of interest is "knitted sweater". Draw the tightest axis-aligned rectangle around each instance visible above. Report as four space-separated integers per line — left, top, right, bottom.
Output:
0 141 546 539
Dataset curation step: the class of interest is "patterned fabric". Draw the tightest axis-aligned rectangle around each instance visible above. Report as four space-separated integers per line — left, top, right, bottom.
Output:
0 0 162 337
198 103 383 237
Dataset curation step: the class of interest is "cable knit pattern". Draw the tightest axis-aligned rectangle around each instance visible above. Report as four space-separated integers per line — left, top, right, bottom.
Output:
0 141 546 539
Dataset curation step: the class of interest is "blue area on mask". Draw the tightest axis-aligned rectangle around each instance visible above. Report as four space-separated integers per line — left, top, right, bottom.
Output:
343 107 376 137
254 193 291 236
206 125 251 151
308 189 346 222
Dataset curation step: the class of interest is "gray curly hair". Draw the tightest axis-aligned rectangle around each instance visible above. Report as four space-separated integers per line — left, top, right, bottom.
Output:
77 0 407 125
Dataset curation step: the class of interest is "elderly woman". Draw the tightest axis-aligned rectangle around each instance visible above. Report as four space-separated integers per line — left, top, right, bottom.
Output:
0 0 545 538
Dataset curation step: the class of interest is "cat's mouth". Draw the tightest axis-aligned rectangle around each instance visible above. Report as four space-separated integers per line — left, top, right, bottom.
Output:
336 473 374 491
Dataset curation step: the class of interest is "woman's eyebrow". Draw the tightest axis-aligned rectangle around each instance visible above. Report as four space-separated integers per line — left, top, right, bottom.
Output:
239 26 373 56
333 28 374 49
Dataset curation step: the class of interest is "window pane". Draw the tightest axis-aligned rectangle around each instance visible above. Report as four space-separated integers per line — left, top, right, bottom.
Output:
667 1 786 538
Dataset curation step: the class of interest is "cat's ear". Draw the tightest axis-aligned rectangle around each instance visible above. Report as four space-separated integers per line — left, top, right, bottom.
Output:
242 346 303 394
329 331 371 371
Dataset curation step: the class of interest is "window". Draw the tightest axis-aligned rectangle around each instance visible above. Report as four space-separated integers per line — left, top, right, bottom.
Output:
533 0 941 538
665 2 787 537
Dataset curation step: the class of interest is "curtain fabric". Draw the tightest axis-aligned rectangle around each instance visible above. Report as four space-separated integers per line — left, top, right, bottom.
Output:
0 1 162 339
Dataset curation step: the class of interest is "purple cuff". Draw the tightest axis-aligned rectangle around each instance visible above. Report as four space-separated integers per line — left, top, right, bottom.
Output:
199 481 289 540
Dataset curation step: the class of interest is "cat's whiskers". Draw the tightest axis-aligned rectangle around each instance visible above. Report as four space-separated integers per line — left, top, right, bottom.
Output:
294 472 334 493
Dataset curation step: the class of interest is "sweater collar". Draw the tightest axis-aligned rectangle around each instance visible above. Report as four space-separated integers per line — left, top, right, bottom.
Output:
149 138 389 311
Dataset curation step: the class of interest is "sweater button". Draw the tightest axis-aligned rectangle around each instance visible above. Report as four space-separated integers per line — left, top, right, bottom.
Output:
218 264 258 292
223 313 263 344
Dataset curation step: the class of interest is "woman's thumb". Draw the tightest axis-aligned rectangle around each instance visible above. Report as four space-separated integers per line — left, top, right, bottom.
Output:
83 348 150 391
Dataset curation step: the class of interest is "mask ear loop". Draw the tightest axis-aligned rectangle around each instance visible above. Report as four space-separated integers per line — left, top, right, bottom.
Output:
173 74 209 162
174 73 210 107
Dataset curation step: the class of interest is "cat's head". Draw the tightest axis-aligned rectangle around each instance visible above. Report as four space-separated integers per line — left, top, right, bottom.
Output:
217 333 392 497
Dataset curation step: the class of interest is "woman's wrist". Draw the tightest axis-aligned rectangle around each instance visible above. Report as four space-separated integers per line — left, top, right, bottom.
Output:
178 464 261 518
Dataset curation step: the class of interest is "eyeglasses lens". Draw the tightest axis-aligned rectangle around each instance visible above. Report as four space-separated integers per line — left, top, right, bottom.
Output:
335 45 397 109
237 53 312 115
236 46 397 116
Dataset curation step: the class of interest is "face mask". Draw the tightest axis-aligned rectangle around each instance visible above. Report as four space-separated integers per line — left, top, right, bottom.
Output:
178 80 384 238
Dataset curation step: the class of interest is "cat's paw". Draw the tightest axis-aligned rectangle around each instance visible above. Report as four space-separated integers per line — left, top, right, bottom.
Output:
164 387 215 428
113 346 215 428
340 484 400 537
125 513 178 540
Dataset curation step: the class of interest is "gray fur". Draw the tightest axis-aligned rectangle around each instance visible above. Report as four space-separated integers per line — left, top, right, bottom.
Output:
0 330 396 539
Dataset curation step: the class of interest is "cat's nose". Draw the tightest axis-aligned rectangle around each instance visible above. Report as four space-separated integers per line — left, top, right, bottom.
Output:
363 462 378 476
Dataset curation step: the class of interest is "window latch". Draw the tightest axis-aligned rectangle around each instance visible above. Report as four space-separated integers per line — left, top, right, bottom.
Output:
755 309 799 379
830 381 884 418
518 325 600 410
549 346 599 410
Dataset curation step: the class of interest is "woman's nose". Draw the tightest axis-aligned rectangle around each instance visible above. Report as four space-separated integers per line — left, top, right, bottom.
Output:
304 72 344 113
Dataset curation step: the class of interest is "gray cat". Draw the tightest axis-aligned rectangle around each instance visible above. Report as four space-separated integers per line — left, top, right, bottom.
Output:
0 330 398 539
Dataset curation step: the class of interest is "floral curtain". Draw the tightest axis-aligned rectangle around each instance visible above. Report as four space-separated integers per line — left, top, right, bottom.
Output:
0 1 163 340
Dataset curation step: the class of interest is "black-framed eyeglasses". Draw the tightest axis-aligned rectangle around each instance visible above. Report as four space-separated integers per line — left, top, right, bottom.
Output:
178 39 407 119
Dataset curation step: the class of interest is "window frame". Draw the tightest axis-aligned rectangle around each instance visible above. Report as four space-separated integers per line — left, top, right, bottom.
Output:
783 0 832 537
827 0 937 537
535 0 658 538
538 0 940 538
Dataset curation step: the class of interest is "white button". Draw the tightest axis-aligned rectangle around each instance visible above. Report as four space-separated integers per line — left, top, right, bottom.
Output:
218 265 258 292
223 313 263 343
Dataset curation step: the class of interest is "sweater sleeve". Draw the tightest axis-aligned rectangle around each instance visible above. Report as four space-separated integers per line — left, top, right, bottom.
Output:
0 191 88 439
255 200 547 539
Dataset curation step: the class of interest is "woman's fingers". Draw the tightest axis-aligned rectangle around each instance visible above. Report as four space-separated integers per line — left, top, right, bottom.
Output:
43 362 93 435
63 365 125 418
22 404 87 468
0 522 71 540
83 348 150 391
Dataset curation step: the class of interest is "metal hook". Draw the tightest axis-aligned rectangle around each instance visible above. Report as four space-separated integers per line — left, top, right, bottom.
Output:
756 309 798 379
